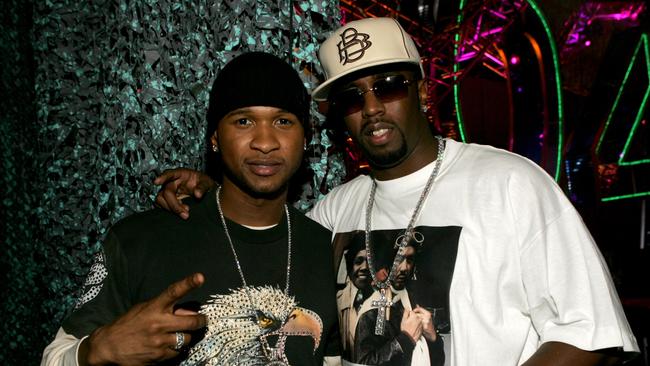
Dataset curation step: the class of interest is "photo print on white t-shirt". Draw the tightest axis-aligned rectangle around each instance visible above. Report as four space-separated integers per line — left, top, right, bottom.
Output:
332 225 461 366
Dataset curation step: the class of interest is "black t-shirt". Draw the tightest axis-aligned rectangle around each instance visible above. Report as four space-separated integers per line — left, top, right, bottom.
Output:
64 191 340 365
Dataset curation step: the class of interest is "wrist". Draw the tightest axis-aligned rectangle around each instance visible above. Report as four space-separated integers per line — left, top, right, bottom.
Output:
81 328 111 366
396 332 417 353
423 332 437 342
77 337 93 366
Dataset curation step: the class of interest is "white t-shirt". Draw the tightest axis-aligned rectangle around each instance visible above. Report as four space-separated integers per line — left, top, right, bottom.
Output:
308 138 638 366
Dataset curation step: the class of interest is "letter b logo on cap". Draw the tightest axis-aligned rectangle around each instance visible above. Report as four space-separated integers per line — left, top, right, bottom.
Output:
337 27 372 65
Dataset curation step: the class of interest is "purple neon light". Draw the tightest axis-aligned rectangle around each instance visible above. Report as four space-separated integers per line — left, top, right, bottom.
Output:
563 2 645 51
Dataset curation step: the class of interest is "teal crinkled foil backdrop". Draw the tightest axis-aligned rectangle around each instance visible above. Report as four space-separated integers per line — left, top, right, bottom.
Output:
1 0 343 363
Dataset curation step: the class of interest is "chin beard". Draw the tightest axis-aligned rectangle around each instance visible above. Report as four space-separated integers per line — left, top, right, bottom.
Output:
222 169 288 200
364 142 408 169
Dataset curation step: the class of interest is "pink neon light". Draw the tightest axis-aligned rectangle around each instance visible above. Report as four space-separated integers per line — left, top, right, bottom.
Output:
484 52 504 67
474 14 484 42
510 55 520 65
457 51 477 62
480 27 505 38
563 2 645 52
488 9 507 20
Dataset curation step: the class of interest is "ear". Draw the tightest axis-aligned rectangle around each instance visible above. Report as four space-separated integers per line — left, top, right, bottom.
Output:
210 130 219 151
417 79 428 107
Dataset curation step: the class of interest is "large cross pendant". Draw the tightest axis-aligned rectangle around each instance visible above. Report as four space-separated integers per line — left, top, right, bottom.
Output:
372 288 393 335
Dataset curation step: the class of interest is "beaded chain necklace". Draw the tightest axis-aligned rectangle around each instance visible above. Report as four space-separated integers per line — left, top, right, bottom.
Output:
364 136 445 335
215 186 292 308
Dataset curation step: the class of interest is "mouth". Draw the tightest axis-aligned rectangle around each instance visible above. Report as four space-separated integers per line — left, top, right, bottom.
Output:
246 159 283 176
394 274 409 283
355 270 369 280
362 122 394 145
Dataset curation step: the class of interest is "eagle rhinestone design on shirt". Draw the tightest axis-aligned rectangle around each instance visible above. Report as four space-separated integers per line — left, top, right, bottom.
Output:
182 286 323 366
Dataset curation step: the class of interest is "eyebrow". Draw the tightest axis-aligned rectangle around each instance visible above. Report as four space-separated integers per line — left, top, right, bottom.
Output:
223 107 292 117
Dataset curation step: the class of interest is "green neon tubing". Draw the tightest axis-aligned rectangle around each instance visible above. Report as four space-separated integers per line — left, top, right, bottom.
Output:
602 191 650 202
599 34 650 201
526 0 564 181
596 34 648 155
619 88 650 165
453 0 468 142
453 0 564 181
619 34 650 166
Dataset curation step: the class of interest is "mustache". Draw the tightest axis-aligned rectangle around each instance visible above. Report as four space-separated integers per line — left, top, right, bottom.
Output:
361 118 396 134
353 268 370 276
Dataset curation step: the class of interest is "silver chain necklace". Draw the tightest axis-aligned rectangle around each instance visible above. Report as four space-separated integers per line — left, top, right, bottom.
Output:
215 186 292 308
364 135 445 335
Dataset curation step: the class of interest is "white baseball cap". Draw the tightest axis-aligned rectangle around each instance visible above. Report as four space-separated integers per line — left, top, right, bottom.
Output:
312 17 424 101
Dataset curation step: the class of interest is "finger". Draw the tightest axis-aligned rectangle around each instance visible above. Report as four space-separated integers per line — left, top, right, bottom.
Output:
156 273 205 309
168 331 194 352
155 179 180 210
194 178 215 198
410 313 423 325
155 192 171 211
161 185 190 219
173 313 207 331
174 308 199 316
154 169 182 186
412 308 431 320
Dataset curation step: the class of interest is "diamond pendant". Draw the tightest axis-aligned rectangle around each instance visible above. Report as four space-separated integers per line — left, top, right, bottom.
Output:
372 288 392 335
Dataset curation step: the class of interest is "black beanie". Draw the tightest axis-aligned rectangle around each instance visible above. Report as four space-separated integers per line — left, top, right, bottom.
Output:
206 52 310 140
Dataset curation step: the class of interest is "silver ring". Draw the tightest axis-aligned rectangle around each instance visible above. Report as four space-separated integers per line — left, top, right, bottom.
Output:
174 331 185 350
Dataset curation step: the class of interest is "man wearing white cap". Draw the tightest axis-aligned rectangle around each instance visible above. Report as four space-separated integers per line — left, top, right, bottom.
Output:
155 17 639 366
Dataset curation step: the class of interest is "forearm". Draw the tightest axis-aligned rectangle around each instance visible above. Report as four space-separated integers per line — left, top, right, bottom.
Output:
522 342 621 366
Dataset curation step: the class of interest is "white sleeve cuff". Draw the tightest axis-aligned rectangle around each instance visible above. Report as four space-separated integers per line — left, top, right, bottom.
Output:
41 328 87 366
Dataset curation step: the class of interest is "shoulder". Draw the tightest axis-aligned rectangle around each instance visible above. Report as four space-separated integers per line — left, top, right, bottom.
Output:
449 140 544 174
448 140 574 224
110 207 180 239
313 174 372 211
290 206 331 235
446 140 558 189
108 194 211 248
307 174 372 228
289 206 329 232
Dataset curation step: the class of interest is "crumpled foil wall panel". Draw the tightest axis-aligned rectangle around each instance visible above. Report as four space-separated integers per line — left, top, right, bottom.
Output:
1 0 343 363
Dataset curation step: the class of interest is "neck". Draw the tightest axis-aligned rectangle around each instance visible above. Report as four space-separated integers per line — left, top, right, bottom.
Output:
219 180 288 227
372 129 440 181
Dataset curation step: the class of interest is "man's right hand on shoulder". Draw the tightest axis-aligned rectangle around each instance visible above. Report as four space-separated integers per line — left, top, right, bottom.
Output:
154 168 215 220
78 273 207 365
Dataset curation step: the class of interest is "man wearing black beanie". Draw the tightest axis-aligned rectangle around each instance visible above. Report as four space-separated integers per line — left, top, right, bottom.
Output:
42 52 341 366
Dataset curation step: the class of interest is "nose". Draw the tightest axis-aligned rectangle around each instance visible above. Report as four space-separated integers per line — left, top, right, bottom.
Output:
250 125 280 153
359 259 368 270
397 259 410 273
361 89 386 118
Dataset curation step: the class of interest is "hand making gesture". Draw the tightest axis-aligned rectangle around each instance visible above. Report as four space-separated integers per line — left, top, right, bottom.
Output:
79 273 207 365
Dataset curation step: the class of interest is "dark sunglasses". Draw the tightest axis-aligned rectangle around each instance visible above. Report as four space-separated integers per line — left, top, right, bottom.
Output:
329 74 416 116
